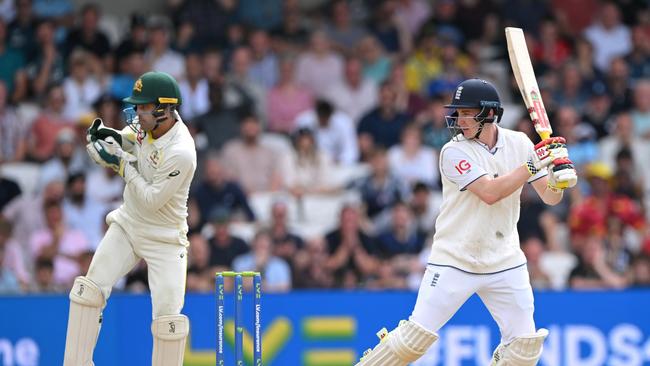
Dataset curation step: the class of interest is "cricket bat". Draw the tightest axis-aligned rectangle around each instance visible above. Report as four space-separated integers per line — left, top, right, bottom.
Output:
505 27 552 140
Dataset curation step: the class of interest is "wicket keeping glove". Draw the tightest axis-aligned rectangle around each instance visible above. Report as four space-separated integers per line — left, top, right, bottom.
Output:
525 137 569 176
86 137 136 177
86 118 123 145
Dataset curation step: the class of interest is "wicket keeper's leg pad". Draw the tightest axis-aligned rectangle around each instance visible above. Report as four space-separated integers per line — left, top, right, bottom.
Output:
151 314 190 366
64 276 105 366
355 319 438 366
491 328 549 366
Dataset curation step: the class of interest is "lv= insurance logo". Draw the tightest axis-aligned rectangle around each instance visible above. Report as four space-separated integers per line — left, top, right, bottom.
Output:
183 316 356 366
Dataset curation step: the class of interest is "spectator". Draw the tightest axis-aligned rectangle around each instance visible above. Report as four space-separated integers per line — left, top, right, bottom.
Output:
221 115 283 193
248 29 278 90
349 148 409 219
191 153 256 223
552 62 589 113
358 82 411 159
114 13 148 66
293 236 334 288
324 55 378 125
599 112 648 173
177 0 236 48
233 229 292 292
186 232 213 292
569 235 627 289
27 19 64 97
286 127 339 197
630 79 650 139
0 19 27 103
28 84 75 162
109 48 146 100
270 5 309 52
387 124 439 188
62 172 107 249
358 35 392 84
63 4 111 61
584 2 632 72
393 0 431 40
323 0 367 53
295 31 344 98
388 61 426 116
630 255 650 287
417 95 449 152
85 167 124 206
625 26 650 81
407 182 438 235
178 52 209 121
145 15 185 81
294 99 359 165
201 47 224 85
193 82 243 152
0 218 27 292
236 0 282 30
38 127 87 189
522 237 553 289
268 200 304 263
6 0 37 57
367 0 409 54
223 46 266 121
325 204 378 287
553 106 599 169
29 200 90 287
29 256 65 292
0 80 27 162
62 49 102 122
375 201 425 258
207 207 249 268
581 80 613 139
266 55 313 134
604 56 633 113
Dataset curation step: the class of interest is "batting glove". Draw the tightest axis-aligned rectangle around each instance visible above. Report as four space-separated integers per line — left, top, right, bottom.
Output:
525 137 569 176
86 137 136 177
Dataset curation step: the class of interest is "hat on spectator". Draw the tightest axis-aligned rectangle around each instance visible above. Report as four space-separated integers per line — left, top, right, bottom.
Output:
56 128 76 144
147 15 172 31
585 162 613 181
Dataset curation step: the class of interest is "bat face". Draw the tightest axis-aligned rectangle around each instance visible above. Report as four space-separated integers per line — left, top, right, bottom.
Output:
505 27 552 140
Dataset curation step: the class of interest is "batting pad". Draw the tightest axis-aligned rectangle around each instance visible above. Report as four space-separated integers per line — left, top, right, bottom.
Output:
151 314 189 366
63 276 105 366
355 319 438 366
491 328 549 366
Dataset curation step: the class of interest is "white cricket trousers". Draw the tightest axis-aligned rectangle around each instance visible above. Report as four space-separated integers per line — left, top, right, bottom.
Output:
410 264 535 344
86 222 188 318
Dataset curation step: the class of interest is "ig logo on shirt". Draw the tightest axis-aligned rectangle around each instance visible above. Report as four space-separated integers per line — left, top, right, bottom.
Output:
454 160 472 174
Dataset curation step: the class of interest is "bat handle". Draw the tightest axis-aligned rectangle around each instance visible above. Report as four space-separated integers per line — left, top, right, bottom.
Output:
539 131 551 140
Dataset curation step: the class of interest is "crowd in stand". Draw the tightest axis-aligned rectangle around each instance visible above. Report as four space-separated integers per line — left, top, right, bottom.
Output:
1 0 650 294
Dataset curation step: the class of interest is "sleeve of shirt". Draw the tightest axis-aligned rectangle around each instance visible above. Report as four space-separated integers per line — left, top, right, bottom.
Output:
123 150 195 212
440 147 487 191
339 115 360 164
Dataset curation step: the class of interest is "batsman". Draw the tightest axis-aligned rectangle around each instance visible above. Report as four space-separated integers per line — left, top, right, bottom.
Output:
63 71 197 365
355 79 578 365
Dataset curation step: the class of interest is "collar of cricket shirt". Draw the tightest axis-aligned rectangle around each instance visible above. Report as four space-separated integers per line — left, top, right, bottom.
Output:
473 126 505 154
151 120 181 149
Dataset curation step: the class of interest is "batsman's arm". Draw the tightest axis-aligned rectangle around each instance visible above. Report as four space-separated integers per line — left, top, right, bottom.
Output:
123 150 196 212
465 167 531 205
531 177 563 206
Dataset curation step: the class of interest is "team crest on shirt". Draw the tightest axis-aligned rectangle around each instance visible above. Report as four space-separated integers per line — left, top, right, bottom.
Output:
454 159 472 174
148 150 161 167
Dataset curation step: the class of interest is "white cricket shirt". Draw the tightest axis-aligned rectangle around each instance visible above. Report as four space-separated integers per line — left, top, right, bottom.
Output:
428 126 546 273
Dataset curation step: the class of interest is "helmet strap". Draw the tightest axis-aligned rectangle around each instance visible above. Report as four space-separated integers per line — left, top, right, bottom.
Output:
152 104 170 131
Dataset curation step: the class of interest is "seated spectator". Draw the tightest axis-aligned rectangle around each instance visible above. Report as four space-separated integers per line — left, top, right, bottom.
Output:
325 204 378 287
268 200 304 262
193 82 245 152
522 237 552 289
191 152 255 223
221 115 283 193
233 229 292 292
29 200 89 287
375 202 425 258
63 172 107 249
0 80 27 162
85 167 124 206
178 52 209 121
109 48 146 101
358 82 411 160
145 15 185 81
38 127 87 190
599 112 649 174
293 236 335 288
0 218 24 293
266 55 313 134
630 79 650 139
295 31 344 98
417 95 449 152
207 207 249 268
62 49 102 122
186 232 213 292
248 29 279 90
286 128 339 197
27 19 65 97
29 256 65 293
569 235 627 289
28 84 75 162
322 0 367 53
408 182 438 235
323 55 378 125
348 148 409 219
387 124 438 188
554 106 599 169
270 6 309 52
630 254 650 287
358 35 392 84
294 100 359 166
223 46 266 121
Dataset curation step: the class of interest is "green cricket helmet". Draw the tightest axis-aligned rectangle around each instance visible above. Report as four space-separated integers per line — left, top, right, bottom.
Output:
123 71 182 133
123 71 182 106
